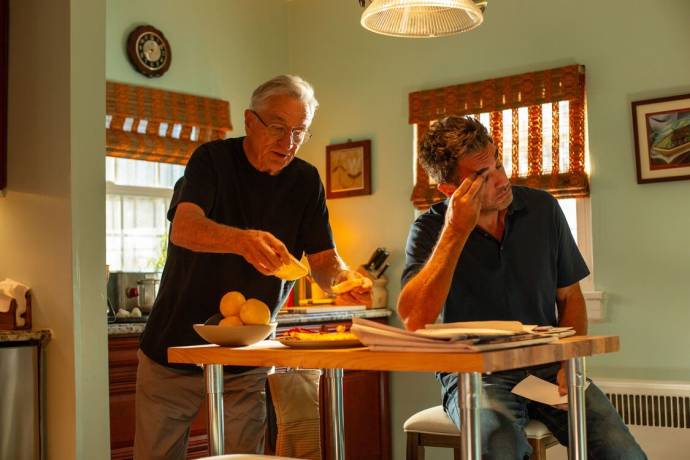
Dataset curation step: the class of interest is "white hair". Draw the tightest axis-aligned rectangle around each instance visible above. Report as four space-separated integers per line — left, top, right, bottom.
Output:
250 75 319 118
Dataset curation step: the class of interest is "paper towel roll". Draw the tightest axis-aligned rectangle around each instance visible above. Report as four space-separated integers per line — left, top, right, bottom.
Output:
0 279 30 327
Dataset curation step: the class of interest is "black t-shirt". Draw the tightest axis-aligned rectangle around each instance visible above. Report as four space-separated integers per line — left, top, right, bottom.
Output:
401 186 589 327
140 137 334 369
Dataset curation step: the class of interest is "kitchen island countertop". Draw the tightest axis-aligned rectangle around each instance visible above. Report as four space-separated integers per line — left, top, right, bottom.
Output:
108 307 393 337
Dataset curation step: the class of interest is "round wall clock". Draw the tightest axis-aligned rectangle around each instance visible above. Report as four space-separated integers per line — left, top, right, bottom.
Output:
126 25 171 78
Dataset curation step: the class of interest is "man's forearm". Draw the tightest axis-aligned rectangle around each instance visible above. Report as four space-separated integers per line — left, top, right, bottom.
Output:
397 225 470 331
171 208 246 254
556 283 588 335
307 248 348 292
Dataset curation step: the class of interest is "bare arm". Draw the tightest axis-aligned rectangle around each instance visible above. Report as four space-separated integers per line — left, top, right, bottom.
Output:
307 248 371 306
397 226 469 330
555 281 588 395
170 202 290 275
306 248 348 288
555 282 588 335
397 175 485 331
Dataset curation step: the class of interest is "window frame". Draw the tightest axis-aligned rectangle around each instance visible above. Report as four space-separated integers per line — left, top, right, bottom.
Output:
574 197 603 321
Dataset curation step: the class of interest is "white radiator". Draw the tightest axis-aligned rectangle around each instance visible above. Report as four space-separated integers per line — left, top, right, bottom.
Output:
548 378 690 460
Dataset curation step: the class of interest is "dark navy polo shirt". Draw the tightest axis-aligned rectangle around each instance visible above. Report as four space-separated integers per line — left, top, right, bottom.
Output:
401 186 589 327
140 137 335 370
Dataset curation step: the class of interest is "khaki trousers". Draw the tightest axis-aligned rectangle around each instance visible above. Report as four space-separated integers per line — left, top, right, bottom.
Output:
134 349 268 460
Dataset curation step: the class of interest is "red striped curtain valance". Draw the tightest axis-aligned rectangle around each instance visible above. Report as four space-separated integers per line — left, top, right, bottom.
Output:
409 65 588 210
106 81 232 165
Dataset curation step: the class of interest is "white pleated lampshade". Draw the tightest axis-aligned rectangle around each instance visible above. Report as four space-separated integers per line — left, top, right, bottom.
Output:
361 0 484 38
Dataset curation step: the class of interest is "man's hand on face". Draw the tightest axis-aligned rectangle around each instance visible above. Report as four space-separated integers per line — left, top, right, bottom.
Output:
237 229 291 276
445 173 486 234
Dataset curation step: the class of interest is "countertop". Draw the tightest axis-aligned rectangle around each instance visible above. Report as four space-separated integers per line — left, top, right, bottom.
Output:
0 329 52 344
108 307 393 337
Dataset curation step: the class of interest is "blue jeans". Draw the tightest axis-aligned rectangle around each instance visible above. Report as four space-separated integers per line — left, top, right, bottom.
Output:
440 364 647 460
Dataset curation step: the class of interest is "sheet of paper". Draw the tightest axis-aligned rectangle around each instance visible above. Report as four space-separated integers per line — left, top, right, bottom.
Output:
511 375 589 406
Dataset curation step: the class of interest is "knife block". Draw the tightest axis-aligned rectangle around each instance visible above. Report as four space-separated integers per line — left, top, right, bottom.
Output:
0 292 32 330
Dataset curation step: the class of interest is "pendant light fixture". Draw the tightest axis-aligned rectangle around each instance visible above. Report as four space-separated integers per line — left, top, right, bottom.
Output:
360 0 486 38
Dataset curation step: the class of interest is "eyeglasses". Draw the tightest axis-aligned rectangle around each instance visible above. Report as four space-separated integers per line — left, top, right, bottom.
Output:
250 110 311 144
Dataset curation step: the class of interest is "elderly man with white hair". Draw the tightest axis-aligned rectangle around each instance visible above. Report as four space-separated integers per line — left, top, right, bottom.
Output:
135 75 370 459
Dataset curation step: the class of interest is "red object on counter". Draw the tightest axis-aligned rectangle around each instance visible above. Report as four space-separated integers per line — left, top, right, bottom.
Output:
286 287 295 307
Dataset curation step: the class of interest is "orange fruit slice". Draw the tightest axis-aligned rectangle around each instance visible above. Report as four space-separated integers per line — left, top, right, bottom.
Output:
331 277 372 294
273 255 308 281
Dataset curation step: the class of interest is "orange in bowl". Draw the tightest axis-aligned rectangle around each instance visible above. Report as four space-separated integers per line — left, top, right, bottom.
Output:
240 299 271 325
219 315 243 327
220 291 246 317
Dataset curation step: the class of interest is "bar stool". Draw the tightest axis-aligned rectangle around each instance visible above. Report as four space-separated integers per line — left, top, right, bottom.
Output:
404 405 559 460
198 455 304 460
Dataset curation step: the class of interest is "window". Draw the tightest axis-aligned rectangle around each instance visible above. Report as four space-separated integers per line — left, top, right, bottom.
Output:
409 65 603 318
106 157 184 272
409 65 588 209
104 82 231 272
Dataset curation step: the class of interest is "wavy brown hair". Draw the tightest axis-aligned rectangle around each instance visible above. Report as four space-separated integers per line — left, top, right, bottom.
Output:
419 116 492 184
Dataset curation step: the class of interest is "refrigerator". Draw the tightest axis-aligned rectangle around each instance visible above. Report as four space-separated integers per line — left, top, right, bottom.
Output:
0 343 40 460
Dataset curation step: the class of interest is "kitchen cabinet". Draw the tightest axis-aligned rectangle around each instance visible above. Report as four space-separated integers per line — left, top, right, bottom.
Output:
108 335 209 459
320 369 390 460
108 311 391 460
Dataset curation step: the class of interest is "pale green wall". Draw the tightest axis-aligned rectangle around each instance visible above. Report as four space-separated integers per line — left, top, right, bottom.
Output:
287 0 690 376
0 0 108 458
286 1 690 459
8 0 683 458
106 0 290 135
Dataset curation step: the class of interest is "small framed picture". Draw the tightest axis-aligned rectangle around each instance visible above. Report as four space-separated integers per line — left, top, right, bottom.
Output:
325 139 372 199
632 93 690 184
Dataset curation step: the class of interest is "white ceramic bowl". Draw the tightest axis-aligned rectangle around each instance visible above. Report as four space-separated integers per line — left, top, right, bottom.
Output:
193 322 277 347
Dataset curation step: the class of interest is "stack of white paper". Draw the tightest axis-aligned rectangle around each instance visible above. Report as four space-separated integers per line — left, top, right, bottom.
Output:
350 318 558 353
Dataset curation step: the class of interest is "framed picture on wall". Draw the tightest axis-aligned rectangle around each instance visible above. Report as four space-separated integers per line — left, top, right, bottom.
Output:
325 139 372 199
0 0 8 190
632 93 690 184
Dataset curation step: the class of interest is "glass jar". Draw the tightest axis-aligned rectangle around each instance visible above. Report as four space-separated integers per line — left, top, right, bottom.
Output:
371 277 388 309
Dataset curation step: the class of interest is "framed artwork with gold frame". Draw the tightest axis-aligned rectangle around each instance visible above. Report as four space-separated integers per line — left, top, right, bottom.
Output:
325 139 371 199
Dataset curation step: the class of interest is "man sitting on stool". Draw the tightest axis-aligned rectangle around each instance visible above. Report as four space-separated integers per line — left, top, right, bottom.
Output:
397 115 646 459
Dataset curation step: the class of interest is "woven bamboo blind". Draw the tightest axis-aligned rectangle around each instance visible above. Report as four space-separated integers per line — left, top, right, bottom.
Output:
106 81 232 165
409 64 588 210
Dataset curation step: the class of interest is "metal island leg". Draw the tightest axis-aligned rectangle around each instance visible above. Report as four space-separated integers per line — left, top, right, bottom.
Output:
323 368 345 460
205 363 225 456
567 357 587 460
458 372 482 460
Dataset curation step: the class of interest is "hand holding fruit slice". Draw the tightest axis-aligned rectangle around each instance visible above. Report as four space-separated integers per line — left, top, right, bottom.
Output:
272 254 309 281
331 276 373 294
